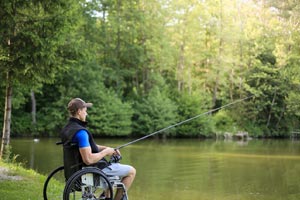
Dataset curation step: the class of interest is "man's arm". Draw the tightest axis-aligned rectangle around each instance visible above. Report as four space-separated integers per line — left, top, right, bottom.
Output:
97 145 121 156
79 146 115 165
97 145 107 151
75 130 115 165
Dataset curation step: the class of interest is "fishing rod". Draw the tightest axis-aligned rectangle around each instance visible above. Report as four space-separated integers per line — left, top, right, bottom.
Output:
115 95 254 150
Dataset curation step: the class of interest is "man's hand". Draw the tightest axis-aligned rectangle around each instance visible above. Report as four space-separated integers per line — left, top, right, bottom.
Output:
103 147 116 156
114 149 121 156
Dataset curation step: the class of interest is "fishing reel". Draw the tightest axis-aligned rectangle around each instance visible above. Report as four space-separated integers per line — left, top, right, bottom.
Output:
110 154 122 163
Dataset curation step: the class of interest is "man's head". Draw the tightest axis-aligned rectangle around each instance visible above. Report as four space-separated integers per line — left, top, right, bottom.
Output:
67 98 92 121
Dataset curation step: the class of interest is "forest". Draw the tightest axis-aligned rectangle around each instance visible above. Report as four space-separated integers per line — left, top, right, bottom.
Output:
1 0 300 139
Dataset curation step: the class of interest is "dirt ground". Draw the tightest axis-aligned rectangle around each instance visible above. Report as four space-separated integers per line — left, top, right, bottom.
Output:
0 166 23 181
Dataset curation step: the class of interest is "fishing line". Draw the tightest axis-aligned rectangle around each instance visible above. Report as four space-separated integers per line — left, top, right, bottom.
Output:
115 95 254 150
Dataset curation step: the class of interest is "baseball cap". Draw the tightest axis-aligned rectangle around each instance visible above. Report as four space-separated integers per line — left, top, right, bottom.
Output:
67 98 93 115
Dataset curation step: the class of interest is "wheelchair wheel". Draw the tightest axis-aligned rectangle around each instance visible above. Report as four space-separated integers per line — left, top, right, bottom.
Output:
63 167 113 200
43 166 65 200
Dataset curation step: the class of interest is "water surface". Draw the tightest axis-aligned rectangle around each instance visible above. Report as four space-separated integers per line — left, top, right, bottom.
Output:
11 138 300 200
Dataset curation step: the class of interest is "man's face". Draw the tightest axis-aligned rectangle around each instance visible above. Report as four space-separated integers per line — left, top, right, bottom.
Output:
78 107 88 121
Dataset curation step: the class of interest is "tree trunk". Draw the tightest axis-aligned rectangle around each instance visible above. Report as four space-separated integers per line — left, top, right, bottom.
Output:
0 72 13 159
275 106 285 130
31 90 36 124
266 91 277 128
31 90 37 135
212 0 223 107
188 62 192 95
177 42 185 92
115 0 121 57
229 68 234 101
212 73 219 107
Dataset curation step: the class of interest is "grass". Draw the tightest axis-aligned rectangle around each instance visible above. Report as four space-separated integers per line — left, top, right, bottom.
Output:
0 160 46 200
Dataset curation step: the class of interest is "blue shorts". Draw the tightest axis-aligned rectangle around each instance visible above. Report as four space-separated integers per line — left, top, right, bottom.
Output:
102 163 132 178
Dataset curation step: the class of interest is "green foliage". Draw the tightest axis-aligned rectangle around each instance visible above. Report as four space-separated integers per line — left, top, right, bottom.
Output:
2 0 300 138
0 0 82 86
132 86 178 136
22 60 134 136
286 92 300 118
174 92 214 137
243 122 264 138
1 145 12 163
89 89 133 136
244 50 291 136
212 110 236 134
0 0 85 141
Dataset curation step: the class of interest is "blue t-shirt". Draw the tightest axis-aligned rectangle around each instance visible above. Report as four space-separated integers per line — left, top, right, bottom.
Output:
73 130 90 148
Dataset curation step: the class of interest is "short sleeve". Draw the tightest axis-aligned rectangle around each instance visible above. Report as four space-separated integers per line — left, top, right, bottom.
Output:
73 130 90 148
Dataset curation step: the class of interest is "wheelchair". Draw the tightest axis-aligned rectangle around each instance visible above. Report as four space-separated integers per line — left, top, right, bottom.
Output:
43 144 128 200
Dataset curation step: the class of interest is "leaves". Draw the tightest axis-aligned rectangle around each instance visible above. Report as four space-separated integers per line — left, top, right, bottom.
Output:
1 0 300 137
132 86 177 136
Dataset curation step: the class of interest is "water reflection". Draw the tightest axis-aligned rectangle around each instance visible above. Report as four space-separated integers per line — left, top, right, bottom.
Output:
10 138 300 200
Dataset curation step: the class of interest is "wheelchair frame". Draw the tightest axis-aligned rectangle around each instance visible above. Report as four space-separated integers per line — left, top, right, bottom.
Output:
43 165 128 200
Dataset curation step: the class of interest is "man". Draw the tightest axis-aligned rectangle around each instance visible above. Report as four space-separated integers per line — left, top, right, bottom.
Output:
61 98 136 200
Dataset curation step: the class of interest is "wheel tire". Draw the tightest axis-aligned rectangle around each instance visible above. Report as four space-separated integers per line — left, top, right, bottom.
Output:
63 167 113 200
43 166 65 200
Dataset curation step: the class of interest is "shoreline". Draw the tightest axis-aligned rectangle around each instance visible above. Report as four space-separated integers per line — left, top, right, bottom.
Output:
0 161 46 200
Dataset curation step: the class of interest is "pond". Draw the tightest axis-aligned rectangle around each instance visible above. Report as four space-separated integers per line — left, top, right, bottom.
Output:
11 138 300 200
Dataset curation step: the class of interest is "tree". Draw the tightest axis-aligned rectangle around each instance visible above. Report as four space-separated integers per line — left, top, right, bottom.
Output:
175 91 213 137
34 62 134 137
244 51 291 136
0 0 82 158
3 0 300 139
132 74 178 137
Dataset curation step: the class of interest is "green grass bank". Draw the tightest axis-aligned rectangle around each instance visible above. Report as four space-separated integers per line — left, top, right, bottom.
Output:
0 161 46 200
